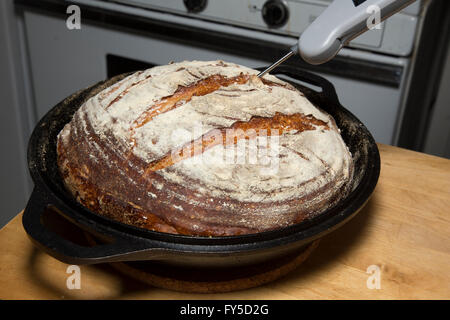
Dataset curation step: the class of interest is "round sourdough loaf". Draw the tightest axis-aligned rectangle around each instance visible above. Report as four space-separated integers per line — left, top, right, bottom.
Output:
57 60 353 236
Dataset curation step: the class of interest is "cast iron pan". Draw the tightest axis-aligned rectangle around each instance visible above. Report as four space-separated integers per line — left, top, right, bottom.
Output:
23 65 380 267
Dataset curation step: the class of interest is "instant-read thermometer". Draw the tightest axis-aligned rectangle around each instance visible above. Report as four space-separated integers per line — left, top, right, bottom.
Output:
258 0 417 77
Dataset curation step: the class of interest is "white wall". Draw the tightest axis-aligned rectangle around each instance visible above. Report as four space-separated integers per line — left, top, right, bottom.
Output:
0 0 34 228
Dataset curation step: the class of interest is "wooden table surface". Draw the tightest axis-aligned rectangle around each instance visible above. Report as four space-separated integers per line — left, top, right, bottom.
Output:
1 144 449 300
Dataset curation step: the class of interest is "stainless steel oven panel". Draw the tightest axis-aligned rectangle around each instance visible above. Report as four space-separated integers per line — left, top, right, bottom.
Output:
95 0 421 56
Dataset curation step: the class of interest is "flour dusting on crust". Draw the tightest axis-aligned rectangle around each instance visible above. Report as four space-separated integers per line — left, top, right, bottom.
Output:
57 60 353 236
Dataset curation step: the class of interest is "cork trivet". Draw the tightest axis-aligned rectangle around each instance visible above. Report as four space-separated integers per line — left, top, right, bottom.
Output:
105 239 320 294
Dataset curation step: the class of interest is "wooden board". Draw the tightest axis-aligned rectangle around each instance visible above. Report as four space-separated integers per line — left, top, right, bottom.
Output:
0 144 449 299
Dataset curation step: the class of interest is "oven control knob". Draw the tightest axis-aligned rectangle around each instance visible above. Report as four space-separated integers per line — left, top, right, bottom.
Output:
183 0 208 13
262 0 289 28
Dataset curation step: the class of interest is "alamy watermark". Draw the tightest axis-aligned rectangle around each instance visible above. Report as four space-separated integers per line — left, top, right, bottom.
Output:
366 5 382 30
366 265 381 289
66 5 81 30
66 265 81 290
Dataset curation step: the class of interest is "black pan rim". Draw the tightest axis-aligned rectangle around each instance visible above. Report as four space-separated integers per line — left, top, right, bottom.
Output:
26 69 380 249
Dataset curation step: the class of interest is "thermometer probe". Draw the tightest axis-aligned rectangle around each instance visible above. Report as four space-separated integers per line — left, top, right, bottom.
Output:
258 0 417 77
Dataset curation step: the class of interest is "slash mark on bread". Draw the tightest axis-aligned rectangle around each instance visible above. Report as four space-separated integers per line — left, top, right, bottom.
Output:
132 73 251 129
125 73 251 158
143 112 329 175
105 74 153 109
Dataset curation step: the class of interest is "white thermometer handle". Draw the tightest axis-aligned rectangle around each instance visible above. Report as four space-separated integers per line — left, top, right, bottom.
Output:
297 0 417 65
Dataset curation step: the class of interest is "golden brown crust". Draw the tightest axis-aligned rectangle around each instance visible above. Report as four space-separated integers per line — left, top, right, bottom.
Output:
57 61 353 236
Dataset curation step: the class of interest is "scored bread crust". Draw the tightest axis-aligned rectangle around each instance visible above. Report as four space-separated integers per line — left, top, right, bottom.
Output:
57 60 354 236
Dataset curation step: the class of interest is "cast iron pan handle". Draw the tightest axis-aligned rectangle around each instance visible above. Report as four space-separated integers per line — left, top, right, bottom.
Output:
257 64 340 106
22 188 167 265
